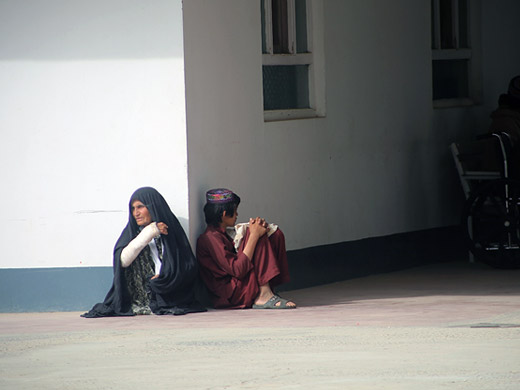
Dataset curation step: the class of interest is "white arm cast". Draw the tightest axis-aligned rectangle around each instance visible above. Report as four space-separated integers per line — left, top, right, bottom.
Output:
120 223 160 268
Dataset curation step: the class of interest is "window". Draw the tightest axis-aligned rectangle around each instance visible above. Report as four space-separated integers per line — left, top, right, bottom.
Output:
261 0 325 121
431 0 481 107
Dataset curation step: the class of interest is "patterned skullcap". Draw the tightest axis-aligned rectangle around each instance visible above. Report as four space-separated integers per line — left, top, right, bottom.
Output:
206 188 234 204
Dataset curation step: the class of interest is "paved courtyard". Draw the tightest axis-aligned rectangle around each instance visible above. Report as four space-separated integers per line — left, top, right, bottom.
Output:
1 261 519 389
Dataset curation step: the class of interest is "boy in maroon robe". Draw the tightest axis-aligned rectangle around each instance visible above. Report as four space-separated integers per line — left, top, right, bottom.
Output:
196 189 296 309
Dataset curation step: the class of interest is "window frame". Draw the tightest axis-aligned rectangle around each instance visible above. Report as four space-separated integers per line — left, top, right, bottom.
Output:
262 0 325 121
431 0 482 108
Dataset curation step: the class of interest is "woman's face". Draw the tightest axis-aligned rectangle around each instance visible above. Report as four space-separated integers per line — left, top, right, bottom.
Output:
131 200 153 227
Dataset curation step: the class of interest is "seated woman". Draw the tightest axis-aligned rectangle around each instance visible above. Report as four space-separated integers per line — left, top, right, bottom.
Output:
82 187 206 317
196 188 296 309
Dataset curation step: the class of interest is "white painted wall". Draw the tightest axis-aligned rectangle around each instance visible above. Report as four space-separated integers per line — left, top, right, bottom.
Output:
184 0 520 250
2 0 517 268
0 0 189 268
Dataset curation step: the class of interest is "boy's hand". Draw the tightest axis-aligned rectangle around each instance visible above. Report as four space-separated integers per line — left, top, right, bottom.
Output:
249 217 268 238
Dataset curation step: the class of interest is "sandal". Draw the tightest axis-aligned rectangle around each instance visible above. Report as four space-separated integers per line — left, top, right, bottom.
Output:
252 294 296 309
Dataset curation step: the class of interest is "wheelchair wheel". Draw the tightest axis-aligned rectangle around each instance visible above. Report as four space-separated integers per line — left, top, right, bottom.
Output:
463 178 520 269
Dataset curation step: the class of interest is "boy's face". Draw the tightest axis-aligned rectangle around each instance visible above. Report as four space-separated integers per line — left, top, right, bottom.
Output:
222 207 238 228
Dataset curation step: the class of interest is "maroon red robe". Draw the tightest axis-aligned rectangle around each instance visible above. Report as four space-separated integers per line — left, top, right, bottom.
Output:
196 225 290 309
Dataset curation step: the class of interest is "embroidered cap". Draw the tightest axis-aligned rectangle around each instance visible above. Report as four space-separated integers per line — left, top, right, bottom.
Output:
206 188 234 204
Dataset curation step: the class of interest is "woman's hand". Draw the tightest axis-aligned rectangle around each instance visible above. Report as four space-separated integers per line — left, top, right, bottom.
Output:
156 222 169 235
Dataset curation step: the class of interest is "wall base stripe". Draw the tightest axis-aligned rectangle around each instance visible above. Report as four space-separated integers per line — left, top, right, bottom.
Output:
0 226 465 312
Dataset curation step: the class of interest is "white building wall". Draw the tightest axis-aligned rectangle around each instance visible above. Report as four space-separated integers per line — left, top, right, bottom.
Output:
185 0 520 250
0 0 189 268
2 0 518 269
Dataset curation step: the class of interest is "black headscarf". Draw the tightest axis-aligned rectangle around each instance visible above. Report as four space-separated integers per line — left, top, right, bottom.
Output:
82 187 206 317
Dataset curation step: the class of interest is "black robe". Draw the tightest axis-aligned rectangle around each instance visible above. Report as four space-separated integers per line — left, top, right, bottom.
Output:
82 187 206 317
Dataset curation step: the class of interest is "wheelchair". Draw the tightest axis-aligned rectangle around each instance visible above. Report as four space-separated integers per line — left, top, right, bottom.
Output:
451 132 520 269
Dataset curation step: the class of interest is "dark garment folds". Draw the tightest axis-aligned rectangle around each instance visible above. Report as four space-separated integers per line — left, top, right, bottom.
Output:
82 187 206 317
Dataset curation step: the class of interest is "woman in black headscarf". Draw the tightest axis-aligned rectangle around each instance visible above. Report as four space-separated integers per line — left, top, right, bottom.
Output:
82 187 206 317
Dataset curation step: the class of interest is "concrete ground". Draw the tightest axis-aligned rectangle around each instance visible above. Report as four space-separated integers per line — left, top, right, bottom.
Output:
1 261 519 389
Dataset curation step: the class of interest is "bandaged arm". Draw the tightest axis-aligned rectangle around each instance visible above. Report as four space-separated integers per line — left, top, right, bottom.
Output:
120 223 160 268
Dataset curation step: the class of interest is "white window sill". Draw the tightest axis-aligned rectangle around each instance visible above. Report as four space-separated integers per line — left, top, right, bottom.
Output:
432 49 472 61
264 108 325 122
433 98 476 109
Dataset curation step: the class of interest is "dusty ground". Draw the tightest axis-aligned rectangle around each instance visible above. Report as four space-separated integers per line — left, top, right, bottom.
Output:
1 261 519 389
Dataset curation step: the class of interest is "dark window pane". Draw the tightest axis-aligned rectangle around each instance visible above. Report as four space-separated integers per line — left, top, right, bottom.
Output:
272 0 289 53
440 0 454 48
458 0 468 48
431 0 436 49
261 0 267 53
263 65 309 110
432 59 469 99
295 0 308 53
